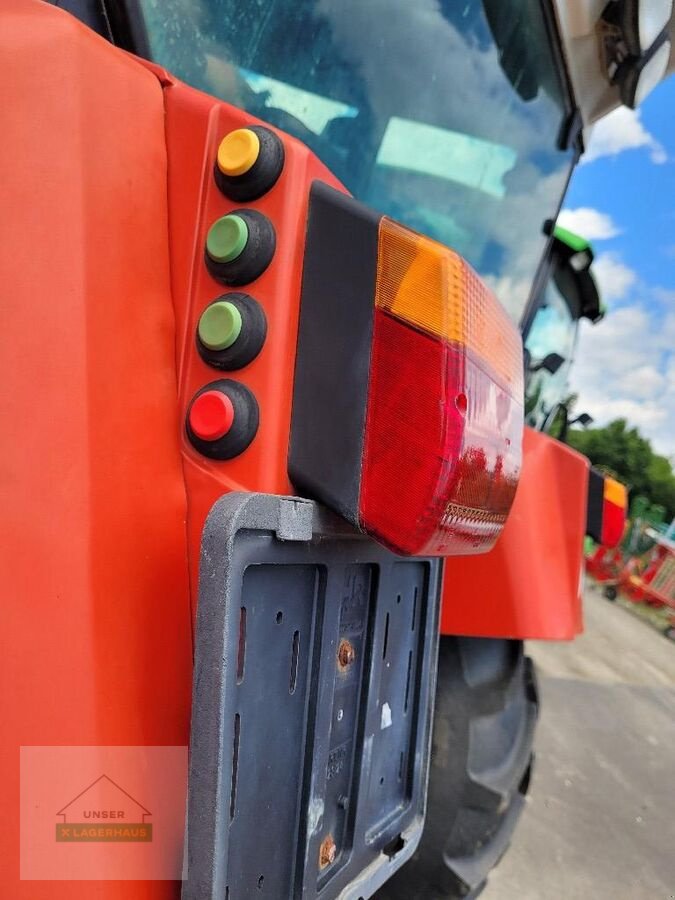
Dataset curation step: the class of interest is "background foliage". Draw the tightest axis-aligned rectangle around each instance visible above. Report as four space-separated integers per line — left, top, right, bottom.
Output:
567 418 675 520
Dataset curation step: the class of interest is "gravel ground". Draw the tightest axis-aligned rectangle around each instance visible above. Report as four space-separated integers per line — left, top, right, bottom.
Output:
481 582 675 900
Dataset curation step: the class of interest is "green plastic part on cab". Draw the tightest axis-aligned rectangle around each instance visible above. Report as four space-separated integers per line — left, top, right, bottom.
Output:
553 224 591 253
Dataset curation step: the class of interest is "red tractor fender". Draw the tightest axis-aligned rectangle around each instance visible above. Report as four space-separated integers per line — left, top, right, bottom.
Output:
440 427 588 640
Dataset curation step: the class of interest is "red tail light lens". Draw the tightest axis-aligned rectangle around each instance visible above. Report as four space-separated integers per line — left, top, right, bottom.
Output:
359 220 522 555
290 184 523 557
586 470 628 548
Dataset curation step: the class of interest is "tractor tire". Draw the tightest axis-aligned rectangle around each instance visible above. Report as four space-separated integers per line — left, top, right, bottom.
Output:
376 637 539 900
604 585 618 601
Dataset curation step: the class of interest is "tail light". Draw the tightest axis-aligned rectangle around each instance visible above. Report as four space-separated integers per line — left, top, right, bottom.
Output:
290 183 523 557
587 469 628 548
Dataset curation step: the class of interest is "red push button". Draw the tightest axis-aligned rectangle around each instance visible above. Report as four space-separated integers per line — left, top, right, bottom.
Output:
188 390 235 441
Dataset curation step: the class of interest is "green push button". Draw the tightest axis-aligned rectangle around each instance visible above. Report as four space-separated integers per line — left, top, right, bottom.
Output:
198 300 243 351
206 214 248 263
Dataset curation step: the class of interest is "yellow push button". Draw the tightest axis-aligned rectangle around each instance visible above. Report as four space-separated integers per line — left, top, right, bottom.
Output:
217 128 261 177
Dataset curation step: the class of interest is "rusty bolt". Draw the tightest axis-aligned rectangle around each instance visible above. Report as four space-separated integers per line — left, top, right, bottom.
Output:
337 639 355 669
319 834 337 869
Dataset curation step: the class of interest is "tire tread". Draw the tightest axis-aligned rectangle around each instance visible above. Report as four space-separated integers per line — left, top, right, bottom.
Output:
376 637 538 900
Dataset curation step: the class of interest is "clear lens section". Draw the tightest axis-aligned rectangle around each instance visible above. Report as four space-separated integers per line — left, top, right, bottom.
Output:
639 0 673 51
635 39 671 105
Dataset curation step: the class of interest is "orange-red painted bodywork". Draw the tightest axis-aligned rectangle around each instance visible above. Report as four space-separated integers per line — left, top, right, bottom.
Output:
0 6 341 893
159 70 342 607
1 3 589 894
0 3 191 897
440 428 588 640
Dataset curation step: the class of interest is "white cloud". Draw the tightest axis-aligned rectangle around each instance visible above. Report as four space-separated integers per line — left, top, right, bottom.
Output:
615 364 665 399
652 286 675 305
592 252 638 302
582 106 667 165
557 207 621 240
569 305 674 456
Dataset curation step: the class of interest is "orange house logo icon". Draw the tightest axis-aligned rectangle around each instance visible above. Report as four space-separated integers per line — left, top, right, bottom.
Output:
55 774 152 843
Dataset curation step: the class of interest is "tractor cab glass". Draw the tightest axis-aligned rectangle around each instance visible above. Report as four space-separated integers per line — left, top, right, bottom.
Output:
524 228 602 433
524 276 577 432
138 0 577 323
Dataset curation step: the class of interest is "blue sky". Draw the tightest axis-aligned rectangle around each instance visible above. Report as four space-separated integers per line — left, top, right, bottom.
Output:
558 76 675 458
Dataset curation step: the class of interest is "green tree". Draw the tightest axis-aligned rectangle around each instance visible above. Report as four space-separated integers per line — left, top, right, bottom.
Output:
567 419 675 519
647 454 675 519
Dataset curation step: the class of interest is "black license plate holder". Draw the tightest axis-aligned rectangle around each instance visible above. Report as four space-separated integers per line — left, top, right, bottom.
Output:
183 493 441 900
